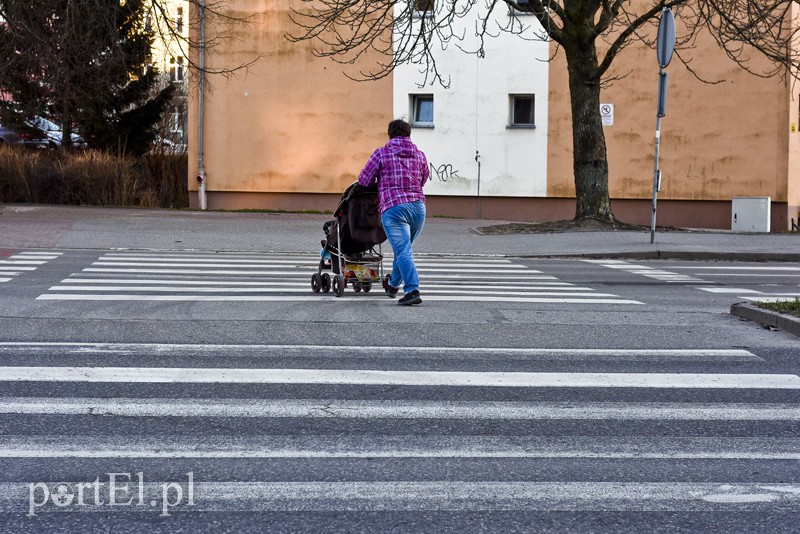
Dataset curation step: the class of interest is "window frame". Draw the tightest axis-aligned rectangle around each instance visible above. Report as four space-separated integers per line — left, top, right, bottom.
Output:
411 94 435 128
509 94 535 128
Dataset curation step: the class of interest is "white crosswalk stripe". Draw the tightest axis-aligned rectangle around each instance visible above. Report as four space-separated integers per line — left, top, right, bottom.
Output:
37 251 644 304
586 259 800 304
0 342 798 516
584 259 708 283
0 251 61 283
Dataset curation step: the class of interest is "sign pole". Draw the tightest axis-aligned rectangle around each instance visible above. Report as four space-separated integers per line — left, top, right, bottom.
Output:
651 71 665 244
651 7 675 243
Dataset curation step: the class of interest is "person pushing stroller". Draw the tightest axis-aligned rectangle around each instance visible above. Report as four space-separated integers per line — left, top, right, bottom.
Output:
358 119 429 306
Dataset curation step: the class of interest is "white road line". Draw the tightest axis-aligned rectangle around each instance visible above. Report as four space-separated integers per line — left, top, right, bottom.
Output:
97 257 522 268
45 286 610 297
0 367 797 388
3 481 799 511
103 252 511 261
0 436 797 460
594 264 651 270
63 279 315 287
0 278 11 283
0 266 36 271
14 251 62 256
0 260 47 265
1 397 790 419
583 260 709 283
36 294 641 303
698 288 762 294
58 278 580 290
81 268 552 280
91 262 534 274
672 266 800 271
0 342 759 360
64 277 573 286
701 274 800 278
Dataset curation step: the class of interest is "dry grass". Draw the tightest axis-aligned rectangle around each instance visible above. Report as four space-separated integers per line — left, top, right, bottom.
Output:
0 145 187 208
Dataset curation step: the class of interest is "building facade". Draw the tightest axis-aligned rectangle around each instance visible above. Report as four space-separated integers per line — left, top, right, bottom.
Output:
149 0 189 146
188 0 800 231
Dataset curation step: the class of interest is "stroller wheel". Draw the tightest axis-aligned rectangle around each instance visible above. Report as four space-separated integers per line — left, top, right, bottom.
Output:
353 282 362 293
332 275 345 297
362 283 372 293
321 273 331 293
382 274 390 291
311 273 322 293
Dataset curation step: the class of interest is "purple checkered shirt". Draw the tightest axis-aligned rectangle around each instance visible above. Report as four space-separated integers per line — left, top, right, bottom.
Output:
357 136 429 213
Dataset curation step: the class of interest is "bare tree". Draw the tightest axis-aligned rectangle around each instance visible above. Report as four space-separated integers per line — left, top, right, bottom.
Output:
288 1 800 222
0 0 259 150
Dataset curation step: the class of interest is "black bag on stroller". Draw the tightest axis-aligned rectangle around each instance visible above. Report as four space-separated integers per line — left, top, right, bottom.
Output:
312 182 386 297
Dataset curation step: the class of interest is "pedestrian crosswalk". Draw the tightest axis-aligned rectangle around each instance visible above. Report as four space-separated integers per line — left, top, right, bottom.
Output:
690 265 800 303
0 251 61 284
0 342 798 518
586 259 800 303
36 251 644 305
584 259 709 283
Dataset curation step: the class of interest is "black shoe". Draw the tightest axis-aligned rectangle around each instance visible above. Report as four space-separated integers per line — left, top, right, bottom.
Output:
398 290 422 306
383 275 398 298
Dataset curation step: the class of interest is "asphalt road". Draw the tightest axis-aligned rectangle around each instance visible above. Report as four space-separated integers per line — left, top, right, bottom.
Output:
0 248 798 533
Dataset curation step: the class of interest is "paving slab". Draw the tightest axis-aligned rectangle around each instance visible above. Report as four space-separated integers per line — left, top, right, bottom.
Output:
0 204 798 260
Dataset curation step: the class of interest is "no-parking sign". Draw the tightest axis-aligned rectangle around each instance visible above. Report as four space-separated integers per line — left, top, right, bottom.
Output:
600 103 614 126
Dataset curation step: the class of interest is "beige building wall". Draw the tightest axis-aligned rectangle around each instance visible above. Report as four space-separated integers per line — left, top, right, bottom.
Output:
188 1 796 229
188 0 391 210
546 7 793 229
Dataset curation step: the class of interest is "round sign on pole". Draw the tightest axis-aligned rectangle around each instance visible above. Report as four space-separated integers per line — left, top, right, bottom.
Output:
657 8 676 69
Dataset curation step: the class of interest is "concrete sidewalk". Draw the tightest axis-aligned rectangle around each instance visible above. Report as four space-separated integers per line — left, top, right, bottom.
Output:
0 204 798 260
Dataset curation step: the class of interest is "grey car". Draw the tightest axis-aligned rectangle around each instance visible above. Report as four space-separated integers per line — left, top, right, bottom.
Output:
0 122 48 149
29 116 87 148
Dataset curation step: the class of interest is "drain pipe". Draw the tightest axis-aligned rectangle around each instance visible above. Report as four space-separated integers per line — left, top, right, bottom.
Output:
196 0 207 210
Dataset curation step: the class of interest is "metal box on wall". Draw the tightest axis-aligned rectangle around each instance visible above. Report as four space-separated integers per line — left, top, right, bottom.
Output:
731 197 771 233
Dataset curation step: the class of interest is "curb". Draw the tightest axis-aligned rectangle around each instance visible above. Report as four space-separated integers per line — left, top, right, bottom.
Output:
497 251 800 262
730 302 800 338
571 251 800 262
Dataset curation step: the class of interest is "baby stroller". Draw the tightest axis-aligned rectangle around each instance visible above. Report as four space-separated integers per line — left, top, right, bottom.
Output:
311 182 386 297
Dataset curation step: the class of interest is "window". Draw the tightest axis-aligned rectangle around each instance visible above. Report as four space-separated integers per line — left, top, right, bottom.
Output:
170 106 183 136
176 6 184 33
414 0 435 17
170 57 185 83
510 94 535 127
411 95 434 126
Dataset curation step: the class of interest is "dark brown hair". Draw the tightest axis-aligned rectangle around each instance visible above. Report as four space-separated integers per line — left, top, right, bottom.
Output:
388 119 411 139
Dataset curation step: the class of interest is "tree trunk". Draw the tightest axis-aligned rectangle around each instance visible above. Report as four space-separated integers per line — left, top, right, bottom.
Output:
61 96 73 151
565 42 615 222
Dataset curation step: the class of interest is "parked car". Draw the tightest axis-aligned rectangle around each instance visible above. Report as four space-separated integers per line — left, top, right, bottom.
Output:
28 116 87 149
0 122 49 149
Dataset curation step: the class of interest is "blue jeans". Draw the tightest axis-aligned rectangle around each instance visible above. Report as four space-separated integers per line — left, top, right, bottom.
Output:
381 201 426 293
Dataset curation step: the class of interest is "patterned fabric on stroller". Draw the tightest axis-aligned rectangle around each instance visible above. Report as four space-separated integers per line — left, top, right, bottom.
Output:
311 182 386 297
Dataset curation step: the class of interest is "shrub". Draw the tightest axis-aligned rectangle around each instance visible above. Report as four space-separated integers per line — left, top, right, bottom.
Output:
0 145 187 208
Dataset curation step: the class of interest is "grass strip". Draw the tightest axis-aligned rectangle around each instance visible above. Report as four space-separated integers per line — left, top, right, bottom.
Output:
757 297 800 318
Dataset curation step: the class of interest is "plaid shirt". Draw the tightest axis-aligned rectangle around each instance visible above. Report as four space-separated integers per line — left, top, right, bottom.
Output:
358 136 429 213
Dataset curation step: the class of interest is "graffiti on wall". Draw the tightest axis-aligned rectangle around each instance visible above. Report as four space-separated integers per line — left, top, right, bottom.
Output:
429 162 463 183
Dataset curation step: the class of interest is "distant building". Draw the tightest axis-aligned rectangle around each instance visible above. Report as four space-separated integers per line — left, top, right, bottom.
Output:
188 0 799 230
149 0 188 146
